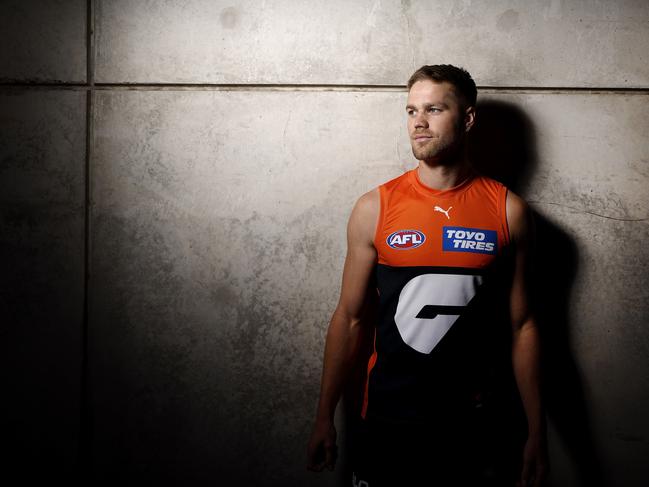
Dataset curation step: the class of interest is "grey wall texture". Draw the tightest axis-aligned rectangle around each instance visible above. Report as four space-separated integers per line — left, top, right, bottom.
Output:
1 1 648 486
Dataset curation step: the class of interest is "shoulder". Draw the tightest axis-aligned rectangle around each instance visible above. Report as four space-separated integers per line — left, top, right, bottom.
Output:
347 170 411 244
505 189 533 244
354 187 380 214
348 188 380 246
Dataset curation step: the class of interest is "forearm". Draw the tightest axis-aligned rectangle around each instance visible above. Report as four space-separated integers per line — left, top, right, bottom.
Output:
315 308 364 423
511 320 545 439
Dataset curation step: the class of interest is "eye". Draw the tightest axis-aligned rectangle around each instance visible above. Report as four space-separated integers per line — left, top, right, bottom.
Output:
428 106 441 113
406 109 415 116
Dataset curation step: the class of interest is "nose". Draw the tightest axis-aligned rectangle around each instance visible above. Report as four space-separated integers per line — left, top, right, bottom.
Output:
414 112 428 129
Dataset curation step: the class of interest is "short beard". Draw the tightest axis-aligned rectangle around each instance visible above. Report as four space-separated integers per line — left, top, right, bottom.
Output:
411 134 464 166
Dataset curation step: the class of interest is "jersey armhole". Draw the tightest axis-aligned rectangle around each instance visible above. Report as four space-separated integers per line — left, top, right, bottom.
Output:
500 185 511 246
372 184 386 249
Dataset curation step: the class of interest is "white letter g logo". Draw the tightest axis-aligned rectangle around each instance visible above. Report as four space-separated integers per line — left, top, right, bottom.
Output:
394 273 482 354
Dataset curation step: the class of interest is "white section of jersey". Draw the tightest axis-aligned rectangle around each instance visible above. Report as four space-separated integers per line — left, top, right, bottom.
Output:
394 273 483 354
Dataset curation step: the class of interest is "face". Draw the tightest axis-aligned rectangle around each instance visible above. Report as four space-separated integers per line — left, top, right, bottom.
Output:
406 80 475 164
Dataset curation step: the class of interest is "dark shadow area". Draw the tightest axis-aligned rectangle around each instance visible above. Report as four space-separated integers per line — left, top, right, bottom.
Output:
533 213 605 487
470 99 605 487
469 99 537 192
0 91 86 484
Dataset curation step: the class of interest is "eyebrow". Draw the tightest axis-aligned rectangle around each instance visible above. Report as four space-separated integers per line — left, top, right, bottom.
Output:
405 102 450 110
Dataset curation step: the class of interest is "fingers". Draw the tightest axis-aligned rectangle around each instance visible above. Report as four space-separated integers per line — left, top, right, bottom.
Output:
306 443 325 472
306 421 337 473
324 442 338 471
306 454 324 471
533 463 548 487
517 460 531 487
517 463 548 487
306 442 337 472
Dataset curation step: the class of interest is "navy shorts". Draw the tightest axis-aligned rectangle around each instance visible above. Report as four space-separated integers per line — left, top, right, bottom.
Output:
349 410 522 486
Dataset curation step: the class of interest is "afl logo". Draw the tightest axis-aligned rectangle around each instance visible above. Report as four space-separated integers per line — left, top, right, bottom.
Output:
387 230 426 250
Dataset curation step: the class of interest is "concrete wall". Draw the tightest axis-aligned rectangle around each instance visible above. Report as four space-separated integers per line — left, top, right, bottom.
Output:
1 1 647 486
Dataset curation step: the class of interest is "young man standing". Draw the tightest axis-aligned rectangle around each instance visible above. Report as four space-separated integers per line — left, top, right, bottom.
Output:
307 65 548 486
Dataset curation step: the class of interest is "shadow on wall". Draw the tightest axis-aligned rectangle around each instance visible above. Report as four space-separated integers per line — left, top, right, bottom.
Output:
470 100 605 487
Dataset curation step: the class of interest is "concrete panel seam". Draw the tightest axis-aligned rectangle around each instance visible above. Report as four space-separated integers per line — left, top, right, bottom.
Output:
1 83 649 95
71 83 649 94
87 0 95 87
80 0 94 478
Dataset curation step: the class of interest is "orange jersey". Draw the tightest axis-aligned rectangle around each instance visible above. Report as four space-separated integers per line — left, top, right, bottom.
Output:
362 169 515 424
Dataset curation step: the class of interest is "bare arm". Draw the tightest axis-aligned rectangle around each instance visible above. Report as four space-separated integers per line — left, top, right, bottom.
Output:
306 188 379 472
506 190 549 487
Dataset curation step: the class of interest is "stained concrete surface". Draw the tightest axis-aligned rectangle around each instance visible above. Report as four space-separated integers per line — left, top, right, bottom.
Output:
0 0 87 83
0 90 86 480
89 89 411 485
95 0 649 87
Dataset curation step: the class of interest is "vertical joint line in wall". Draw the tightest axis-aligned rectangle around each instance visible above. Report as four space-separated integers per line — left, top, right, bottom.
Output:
87 0 95 86
81 87 93 482
81 0 95 480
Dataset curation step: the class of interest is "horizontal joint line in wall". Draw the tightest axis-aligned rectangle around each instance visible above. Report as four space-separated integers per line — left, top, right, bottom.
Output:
0 82 648 94
96 83 405 92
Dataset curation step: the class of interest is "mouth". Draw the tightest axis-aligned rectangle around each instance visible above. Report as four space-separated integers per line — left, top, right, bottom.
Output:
413 134 433 142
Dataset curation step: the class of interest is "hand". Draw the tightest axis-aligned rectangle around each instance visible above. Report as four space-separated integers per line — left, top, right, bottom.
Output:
306 419 338 472
516 435 549 487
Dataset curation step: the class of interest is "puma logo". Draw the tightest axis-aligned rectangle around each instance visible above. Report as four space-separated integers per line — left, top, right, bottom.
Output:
434 205 453 220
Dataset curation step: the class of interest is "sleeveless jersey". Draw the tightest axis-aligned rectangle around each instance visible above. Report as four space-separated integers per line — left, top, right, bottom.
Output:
361 168 514 424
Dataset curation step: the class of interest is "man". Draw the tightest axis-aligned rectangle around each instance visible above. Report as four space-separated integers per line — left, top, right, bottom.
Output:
307 65 548 486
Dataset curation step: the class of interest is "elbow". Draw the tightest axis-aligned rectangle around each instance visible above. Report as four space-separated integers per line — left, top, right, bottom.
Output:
512 315 538 339
331 306 364 333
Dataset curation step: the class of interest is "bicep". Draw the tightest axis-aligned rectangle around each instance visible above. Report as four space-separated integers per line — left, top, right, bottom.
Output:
507 191 535 330
336 191 379 320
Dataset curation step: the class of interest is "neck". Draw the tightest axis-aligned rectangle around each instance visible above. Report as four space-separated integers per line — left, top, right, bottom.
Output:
416 157 474 191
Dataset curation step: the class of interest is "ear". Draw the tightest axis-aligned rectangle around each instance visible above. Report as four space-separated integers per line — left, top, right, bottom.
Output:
464 106 476 133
